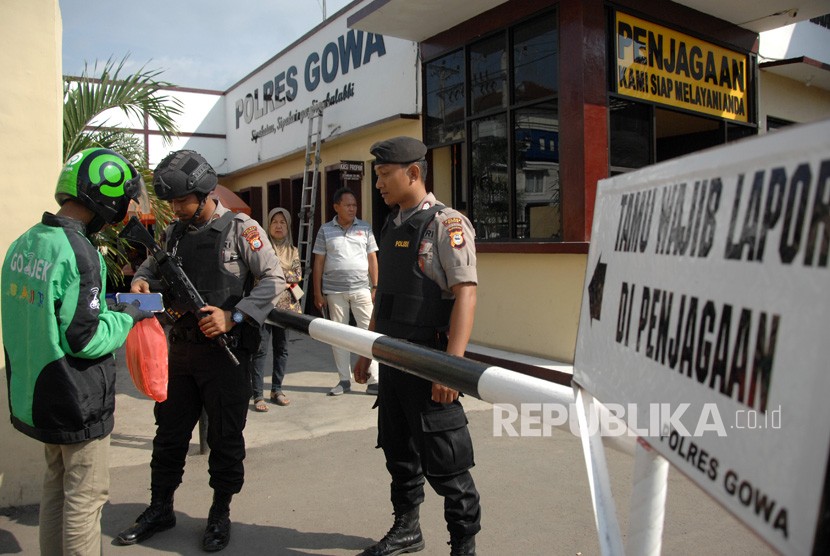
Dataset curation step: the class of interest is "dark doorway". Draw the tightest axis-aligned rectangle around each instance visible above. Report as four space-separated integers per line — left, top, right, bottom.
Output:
237 187 263 225
325 163 366 220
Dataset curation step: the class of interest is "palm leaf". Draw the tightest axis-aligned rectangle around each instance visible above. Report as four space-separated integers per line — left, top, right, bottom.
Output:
63 56 183 160
63 55 181 285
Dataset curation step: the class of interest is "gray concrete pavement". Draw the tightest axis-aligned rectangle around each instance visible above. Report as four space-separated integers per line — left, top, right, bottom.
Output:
0 333 774 555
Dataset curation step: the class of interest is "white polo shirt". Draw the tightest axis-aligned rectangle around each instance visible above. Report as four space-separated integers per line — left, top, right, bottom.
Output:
312 217 378 293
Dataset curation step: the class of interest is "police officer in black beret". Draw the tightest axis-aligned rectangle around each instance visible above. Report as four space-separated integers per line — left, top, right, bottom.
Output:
354 136 481 556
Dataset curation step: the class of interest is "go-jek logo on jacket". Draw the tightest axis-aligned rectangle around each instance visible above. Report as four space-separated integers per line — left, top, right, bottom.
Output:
8 250 53 281
88 287 101 310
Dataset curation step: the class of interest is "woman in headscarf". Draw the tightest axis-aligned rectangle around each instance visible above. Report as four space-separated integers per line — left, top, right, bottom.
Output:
251 207 302 410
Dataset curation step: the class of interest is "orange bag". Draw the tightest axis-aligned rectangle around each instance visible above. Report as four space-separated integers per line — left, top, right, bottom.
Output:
125 317 169 402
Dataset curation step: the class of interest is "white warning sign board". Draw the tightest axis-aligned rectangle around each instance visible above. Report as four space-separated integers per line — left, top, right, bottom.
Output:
574 119 830 555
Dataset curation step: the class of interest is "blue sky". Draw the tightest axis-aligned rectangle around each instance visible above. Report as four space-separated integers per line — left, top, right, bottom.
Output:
60 0 354 90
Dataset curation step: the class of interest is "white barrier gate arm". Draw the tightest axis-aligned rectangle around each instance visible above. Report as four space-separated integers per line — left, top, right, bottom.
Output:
268 309 645 554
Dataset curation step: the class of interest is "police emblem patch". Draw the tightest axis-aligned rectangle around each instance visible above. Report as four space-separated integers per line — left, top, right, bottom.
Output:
242 226 264 251
447 226 465 249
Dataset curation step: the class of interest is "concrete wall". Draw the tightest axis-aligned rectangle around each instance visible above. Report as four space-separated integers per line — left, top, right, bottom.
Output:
759 71 830 129
89 86 227 169
475 253 586 362
0 0 64 507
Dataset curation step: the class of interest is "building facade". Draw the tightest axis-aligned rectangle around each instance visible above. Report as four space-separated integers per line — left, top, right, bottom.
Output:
71 0 830 371
1 0 828 509
55 1 830 370
0 0 65 508
345 0 830 368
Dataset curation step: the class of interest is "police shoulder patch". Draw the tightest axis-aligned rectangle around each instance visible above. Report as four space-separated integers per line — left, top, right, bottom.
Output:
446 225 465 249
242 225 264 251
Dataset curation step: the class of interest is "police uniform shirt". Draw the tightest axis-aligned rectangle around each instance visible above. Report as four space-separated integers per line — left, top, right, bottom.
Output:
133 201 283 323
394 193 477 294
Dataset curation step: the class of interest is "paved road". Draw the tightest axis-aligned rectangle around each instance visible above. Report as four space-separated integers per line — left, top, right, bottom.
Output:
0 333 774 555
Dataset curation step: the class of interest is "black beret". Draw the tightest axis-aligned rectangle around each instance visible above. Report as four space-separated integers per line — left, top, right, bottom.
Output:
370 136 427 165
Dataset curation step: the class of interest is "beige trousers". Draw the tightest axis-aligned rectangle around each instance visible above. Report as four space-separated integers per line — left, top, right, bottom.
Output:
326 289 379 384
40 435 110 556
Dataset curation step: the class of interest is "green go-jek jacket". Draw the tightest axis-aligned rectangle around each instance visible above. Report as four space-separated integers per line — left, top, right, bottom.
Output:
2 213 134 444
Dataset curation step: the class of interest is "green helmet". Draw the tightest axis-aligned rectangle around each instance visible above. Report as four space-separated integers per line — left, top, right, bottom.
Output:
56 148 145 228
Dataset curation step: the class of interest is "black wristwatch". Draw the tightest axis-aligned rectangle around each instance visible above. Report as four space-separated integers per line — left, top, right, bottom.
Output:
231 309 245 325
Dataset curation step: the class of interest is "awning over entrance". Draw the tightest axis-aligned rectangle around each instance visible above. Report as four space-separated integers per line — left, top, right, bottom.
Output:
760 56 830 91
211 184 251 215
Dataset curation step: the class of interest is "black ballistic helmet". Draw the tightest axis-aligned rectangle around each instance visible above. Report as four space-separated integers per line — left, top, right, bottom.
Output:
153 150 217 200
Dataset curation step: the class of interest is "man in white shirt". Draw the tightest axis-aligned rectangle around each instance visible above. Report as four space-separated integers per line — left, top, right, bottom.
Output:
312 187 380 395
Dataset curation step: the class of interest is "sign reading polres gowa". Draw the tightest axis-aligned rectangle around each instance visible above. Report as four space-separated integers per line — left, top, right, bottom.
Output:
224 9 419 173
574 120 829 556
235 30 386 132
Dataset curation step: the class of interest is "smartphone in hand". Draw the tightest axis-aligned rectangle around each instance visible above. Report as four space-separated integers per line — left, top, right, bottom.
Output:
115 292 165 312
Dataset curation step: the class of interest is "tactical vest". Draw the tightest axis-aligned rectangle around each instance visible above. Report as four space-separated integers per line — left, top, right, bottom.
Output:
167 212 245 329
375 205 454 341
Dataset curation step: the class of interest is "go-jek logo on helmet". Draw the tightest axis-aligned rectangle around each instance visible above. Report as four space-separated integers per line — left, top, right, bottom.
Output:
57 149 133 201
57 148 136 201
80 150 132 198
55 148 142 229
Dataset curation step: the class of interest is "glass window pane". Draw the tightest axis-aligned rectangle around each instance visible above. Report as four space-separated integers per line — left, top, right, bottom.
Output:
425 50 465 145
727 122 756 142
655 108 721 162
513 12 558 104
610 98 652 169
515 103 560 239
471 115 509 240
766 116 794 131
469 34 508 115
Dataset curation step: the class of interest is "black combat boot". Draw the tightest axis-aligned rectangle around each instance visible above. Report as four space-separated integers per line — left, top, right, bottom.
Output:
202 491 233 552
116 486 176 545
448 533 476 555
360 507 425 556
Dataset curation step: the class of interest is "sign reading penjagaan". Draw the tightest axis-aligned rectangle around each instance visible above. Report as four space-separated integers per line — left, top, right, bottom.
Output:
615 11 749 122
574 120 830 555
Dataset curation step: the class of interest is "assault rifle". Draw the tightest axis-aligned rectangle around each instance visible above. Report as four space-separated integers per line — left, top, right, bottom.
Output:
120 217 240 366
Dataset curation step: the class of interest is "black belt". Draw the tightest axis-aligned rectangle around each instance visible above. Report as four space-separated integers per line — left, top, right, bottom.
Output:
170 324 242 347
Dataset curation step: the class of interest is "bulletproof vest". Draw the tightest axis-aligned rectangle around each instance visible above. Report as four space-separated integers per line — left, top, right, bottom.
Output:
166 211 245 324
375 205 454 341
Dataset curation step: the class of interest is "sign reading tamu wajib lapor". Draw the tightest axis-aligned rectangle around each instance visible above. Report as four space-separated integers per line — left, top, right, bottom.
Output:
573 120 830 555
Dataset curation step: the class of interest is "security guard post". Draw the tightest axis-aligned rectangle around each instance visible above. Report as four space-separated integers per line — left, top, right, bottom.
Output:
116 150 283 552
354 137 481 556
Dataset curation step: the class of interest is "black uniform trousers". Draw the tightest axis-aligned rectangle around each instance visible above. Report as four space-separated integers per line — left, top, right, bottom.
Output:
150 337 251 495
377 363 481 538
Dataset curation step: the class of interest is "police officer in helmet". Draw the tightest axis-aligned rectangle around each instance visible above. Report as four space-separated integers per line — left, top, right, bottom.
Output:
116 150 283 552
354 137 481 556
